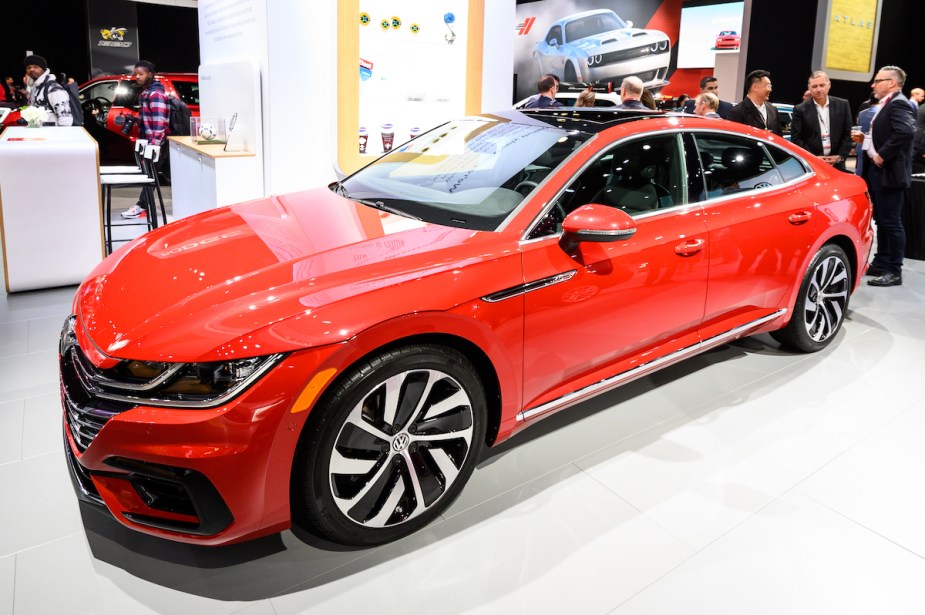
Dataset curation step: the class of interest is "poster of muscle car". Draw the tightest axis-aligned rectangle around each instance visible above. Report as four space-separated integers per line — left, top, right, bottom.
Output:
514 0 681 101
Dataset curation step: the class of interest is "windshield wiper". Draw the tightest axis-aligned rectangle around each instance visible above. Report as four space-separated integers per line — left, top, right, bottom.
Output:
352 197 422 221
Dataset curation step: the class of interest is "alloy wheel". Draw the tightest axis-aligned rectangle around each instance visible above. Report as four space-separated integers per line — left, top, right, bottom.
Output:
328 368 475 528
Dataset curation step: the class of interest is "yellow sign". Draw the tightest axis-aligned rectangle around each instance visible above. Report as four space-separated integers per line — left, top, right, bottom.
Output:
824 0 877 73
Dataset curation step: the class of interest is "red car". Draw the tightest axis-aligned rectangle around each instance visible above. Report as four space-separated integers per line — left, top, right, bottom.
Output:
2 73 198 162
61 109 873 547
715 30 741 50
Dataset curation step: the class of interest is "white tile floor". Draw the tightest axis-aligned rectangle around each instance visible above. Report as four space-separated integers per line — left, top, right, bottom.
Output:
1 254 924 614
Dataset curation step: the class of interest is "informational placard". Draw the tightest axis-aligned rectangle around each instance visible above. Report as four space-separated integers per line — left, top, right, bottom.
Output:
812 0 883 81
198 0 268 65
357 1 470 156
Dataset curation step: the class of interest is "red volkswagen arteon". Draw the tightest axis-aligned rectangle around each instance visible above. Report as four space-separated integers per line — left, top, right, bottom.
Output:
61 109 873 547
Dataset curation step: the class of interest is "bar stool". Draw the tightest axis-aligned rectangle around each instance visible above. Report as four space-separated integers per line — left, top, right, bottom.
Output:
142 144 168 227
100 139 147 175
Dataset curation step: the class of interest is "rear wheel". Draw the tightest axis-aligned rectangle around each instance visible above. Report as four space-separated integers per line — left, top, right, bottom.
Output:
772 244 851 352
563 62 578 82
293 344 486 546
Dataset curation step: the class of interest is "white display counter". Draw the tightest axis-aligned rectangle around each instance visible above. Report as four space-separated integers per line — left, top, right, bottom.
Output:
168 136 261 219
0 126 103 292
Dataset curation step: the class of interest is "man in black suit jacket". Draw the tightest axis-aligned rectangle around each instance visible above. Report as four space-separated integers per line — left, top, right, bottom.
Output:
861 65 916 287
791 71 853 171
682 76 733 119
727 70 783 136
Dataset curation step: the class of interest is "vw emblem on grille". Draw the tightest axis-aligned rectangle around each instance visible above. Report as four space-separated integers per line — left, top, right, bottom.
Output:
392 433 411 452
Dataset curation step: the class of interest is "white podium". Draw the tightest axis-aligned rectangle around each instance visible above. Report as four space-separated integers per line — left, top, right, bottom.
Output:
0 127 103 292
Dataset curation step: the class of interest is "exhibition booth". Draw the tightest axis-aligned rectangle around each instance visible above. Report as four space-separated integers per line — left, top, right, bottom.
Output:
5 0 925 613
3 0 919 293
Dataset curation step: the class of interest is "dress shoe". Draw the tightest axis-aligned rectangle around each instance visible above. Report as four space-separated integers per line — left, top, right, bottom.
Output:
864 265 888 277
867 273 902 287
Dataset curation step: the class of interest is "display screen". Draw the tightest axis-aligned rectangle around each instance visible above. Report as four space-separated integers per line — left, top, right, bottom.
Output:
677 2 744 69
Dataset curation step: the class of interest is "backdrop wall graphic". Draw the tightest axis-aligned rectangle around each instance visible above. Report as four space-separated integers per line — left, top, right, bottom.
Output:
513 0 682 101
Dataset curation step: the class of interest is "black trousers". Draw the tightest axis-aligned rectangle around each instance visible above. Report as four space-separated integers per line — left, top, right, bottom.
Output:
867 164 906 276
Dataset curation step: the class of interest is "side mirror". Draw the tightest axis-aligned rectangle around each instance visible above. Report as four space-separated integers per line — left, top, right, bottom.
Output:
548 38 558 47
559 204 637 252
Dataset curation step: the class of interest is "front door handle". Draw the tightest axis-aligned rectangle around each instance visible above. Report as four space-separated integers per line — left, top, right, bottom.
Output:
674 238 705 256
788 211 813 225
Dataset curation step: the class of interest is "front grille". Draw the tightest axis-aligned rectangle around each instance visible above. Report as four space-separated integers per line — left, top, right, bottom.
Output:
59 317 137 452
598 44 659 65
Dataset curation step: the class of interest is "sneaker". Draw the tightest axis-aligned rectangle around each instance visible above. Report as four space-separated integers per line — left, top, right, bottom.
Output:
121 205 147 218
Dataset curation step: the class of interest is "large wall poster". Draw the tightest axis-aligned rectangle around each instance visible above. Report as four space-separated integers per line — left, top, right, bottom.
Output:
358 1 470 155
513 0 682 102
676 1 743 69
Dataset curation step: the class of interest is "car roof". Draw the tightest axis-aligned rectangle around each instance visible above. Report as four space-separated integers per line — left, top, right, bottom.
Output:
550 8 618 28
501 108 666 134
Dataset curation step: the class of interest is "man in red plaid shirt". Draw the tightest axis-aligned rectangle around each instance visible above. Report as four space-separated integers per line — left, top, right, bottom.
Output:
122 60 168 218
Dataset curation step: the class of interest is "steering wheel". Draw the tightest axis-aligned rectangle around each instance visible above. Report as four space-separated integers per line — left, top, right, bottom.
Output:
514 180 538 197
83 97 112 126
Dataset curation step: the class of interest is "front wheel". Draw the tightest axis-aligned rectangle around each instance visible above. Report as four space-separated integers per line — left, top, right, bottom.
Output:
772 244 851 352
292 344 486 546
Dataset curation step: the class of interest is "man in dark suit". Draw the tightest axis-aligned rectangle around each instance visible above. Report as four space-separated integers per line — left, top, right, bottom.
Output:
682 76 733 119
523 75 563 109
861 65 916 287
727 69 783 136
791 71 853 171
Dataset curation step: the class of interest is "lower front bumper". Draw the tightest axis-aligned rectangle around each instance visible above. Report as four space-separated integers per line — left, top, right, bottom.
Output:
63 423 234 536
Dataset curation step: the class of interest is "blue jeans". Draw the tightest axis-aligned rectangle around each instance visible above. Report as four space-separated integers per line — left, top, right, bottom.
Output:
867 164 906 276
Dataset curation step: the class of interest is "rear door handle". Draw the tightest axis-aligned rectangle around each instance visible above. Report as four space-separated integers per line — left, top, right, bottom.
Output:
674 238 705 256
788 211 813 225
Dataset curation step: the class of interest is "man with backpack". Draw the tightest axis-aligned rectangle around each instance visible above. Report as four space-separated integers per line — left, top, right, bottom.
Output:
24 55 76 126
122 60 168 219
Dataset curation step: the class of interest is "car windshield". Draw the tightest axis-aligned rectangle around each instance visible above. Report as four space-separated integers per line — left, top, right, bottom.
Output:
564 12 626 42
719 31 736 36
338 117 591 231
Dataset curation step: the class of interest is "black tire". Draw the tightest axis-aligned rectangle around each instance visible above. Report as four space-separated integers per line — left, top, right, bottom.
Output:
771 244 851 352
563 62 578 82
292 344 486 546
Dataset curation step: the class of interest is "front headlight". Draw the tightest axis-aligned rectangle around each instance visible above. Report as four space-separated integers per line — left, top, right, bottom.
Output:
70 349 286 408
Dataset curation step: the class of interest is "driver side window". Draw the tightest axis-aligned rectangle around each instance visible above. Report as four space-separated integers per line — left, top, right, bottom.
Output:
546 26 562 45
528 134 687 239
78 81 118 104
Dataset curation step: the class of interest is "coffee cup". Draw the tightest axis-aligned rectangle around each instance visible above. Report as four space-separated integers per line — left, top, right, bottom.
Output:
409 126 421 140
381 123 394 152
359 126 368 153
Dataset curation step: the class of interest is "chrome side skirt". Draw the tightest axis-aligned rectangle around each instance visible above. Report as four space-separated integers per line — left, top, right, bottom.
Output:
517 309 787 423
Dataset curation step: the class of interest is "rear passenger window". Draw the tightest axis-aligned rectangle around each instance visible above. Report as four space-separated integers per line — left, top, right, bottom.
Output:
694 134 783 198
766 144 809 182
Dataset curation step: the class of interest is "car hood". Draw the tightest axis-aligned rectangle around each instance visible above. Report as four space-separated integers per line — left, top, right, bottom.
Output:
76 188 519 362
573 28 664 51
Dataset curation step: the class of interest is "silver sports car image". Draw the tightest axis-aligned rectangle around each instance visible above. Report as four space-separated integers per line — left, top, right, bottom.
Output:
533 9 671 91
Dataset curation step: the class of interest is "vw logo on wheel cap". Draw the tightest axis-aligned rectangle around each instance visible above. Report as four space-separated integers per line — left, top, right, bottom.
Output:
392 433 410 452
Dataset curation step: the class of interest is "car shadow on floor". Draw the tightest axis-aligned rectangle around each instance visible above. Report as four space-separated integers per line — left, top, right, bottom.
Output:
77 331 859 602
